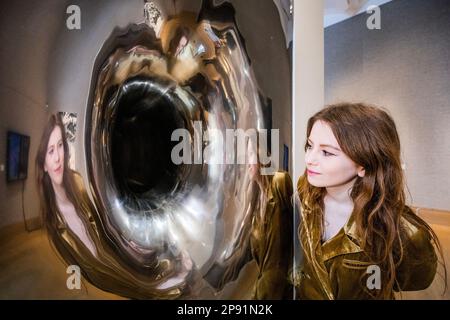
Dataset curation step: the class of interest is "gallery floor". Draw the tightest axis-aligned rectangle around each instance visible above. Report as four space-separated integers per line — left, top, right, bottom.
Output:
0 217 449 300
0 227 123 299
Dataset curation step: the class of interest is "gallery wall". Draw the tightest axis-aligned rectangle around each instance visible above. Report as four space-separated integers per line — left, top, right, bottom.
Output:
325 0 450 210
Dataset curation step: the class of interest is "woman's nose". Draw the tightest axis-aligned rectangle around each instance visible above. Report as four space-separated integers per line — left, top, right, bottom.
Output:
54 149 61 163
305 149 318 166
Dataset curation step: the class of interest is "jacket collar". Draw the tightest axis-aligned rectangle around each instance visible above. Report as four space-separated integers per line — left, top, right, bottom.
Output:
321 216 363 262
300 199 365 299
316 209 364 262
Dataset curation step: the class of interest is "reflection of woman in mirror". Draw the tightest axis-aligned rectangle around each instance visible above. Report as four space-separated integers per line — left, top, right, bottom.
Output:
217 137 293 299
36 113 97 256
296 103 446 299
247 138 293 299
36 113 194 299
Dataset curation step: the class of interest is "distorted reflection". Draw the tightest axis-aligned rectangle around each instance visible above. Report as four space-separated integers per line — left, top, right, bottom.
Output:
206 138 293 299
37 0 292 299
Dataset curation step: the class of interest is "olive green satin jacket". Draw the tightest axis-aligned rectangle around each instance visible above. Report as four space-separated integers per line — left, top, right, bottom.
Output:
250 171 293 299
296 195 438 300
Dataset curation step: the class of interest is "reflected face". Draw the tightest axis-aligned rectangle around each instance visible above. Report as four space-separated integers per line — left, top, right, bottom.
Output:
44 126 65 186
305 120 363 188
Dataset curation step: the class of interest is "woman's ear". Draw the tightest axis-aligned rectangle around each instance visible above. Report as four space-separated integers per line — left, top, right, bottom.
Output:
357 167 365 178
44 164 48 173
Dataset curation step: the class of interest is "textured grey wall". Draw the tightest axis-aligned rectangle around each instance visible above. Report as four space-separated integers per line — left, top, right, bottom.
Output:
325 0 450 210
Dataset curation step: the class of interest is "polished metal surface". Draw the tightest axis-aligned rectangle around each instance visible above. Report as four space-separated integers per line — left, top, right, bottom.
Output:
69 0 290 299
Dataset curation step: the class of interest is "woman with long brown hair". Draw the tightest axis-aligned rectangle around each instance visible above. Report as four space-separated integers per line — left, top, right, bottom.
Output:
246 138 293 299
213 137 293 299
296 102 446 299
35 113 97 256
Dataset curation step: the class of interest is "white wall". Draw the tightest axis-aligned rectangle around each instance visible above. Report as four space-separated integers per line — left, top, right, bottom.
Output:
292 0 325 185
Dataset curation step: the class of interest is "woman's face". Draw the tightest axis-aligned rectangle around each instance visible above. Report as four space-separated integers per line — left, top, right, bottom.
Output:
44 126 65 186
305 120 364 188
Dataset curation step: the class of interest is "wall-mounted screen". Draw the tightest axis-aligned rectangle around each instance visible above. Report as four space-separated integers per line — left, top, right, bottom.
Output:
7 131 30 182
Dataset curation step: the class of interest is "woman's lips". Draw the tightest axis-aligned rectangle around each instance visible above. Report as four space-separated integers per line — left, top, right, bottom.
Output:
307 169 321 176
54 165 62 174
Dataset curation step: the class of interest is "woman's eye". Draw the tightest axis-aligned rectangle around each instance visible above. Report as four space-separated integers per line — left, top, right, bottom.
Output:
305 143 312 150
322 150 335 156
48 149 53 155
58 142 63 148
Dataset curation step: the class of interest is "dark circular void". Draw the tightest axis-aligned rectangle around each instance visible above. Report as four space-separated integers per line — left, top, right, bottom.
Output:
111 77 186 197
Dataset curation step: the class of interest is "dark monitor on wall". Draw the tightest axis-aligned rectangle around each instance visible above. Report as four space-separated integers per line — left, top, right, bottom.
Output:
6 131 30 182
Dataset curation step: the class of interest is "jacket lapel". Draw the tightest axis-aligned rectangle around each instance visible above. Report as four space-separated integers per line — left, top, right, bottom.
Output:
301 203 366 299
301 205 335 299
321 213 363 262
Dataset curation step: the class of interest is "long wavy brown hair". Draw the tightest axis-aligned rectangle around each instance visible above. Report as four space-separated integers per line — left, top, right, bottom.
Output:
298 102 446 299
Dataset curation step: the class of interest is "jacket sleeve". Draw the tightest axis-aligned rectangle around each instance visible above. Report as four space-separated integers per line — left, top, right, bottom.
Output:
254 172 293 299
394 223 438 291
